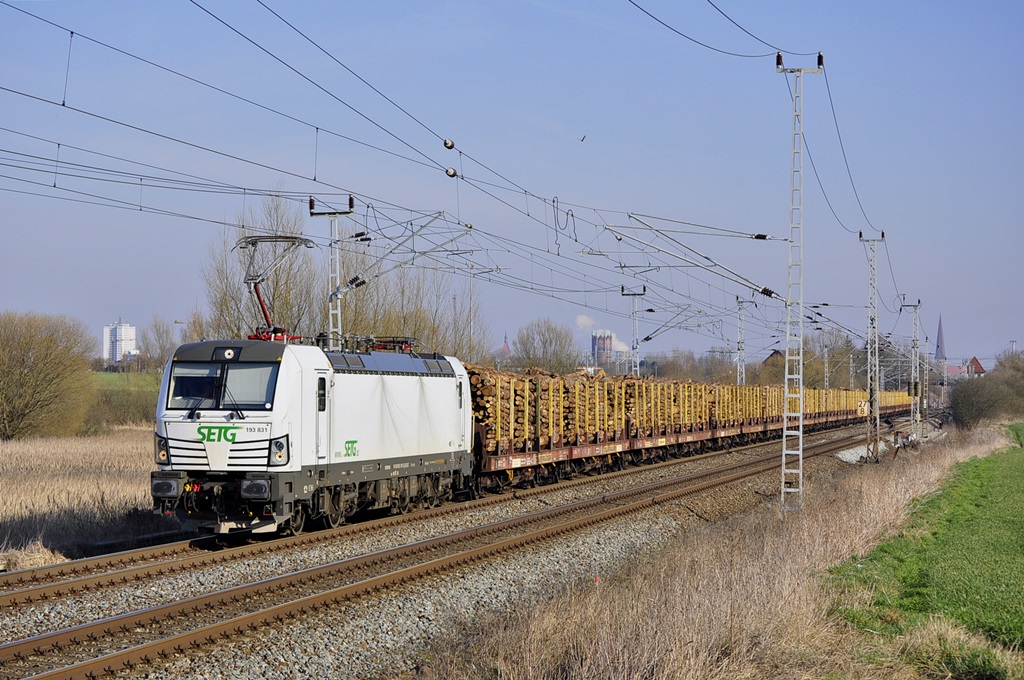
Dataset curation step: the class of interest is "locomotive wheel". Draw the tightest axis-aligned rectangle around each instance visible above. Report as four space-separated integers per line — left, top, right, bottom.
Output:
285 503 307 535
319 490 344 530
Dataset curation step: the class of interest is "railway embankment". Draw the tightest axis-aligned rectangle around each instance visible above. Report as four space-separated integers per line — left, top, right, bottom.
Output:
417 423 1024 679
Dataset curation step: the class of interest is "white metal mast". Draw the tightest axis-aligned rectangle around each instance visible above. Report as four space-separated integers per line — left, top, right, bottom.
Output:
736 297 748 385
861 231 884 462
824 344 830 390
622 285 647 376
903 298 922 442
310 196 355 350
777 52 822 512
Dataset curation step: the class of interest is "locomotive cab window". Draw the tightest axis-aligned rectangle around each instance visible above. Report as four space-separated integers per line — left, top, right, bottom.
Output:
168 361 280 411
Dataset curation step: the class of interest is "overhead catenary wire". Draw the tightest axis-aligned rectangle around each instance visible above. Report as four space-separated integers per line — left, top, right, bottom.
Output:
0 1 440 174
702 0 818 56
0 0 654 266
624 0 903 349
0 2 915 359
626 0 775 58
187 0 448 175
823 64 881 234
1 0 805 269
0 120 759 347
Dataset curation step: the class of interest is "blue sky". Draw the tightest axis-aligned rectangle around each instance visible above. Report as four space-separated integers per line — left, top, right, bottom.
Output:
1 1 1021 367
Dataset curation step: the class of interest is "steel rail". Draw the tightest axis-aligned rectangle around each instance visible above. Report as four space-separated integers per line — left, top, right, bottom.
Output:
0 434 868 679
2 427 847 603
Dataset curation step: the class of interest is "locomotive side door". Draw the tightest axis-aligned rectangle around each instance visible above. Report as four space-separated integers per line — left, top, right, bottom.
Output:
315 371 330 474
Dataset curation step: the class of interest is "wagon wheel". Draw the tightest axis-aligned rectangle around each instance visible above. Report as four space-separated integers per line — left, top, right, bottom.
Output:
391 487 411 515
420 476 440 509
319 489 344 530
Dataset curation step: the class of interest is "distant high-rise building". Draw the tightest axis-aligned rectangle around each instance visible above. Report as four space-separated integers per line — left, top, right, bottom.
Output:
102 320 137 363
592 330 613 365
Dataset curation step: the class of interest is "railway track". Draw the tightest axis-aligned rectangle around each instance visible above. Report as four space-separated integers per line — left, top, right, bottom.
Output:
0 425 865 602
0 431 871 679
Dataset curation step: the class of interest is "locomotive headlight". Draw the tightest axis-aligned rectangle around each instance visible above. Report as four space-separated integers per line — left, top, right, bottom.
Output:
154 435 169 464
151 478 180 498
268 435 290 466
240 478 271 500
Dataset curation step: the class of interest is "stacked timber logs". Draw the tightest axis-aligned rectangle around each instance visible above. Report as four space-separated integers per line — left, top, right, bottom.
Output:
464 363 907 455
465 364 549 452
466 364 618 451
466 363 698 451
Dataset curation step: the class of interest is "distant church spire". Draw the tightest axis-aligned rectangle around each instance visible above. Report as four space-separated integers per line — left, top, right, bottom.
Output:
501 331 511 359
934 315 946 362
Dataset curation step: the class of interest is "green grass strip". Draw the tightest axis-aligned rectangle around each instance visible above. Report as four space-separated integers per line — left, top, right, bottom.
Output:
831 426 1024 655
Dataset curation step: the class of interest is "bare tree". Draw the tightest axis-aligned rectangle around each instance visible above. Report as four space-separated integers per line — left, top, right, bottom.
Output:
0 312 96 439
805 329 857 389
759 350 785 385
180 302 208 345
310 236 490 358
138 316 180 369
511 318 580 374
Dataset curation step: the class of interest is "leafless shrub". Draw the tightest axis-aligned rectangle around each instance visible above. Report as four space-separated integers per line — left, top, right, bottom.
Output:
0 311 96 439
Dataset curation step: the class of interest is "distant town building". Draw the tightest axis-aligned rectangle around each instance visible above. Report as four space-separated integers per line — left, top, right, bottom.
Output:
102 320 138 363
944 356 986 382
592 330 613 365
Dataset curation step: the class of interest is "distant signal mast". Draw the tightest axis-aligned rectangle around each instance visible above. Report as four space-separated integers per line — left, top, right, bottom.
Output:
777 51 823 513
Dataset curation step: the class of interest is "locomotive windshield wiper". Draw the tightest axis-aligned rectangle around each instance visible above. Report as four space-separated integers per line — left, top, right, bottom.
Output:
184 397 204 420
219 380 246 420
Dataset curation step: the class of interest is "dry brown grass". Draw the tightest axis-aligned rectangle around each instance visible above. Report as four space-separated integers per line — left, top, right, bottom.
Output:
422 427 1018 679
0 427 175 566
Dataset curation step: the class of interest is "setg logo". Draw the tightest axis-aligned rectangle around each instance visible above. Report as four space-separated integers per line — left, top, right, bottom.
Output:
343 440 359 457
197 425 242 443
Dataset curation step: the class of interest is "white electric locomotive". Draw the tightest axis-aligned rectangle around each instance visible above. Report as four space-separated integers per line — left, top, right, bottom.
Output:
151 339 474 534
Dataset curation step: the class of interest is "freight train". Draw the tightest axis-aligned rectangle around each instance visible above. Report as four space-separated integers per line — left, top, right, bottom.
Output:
151 339 911 535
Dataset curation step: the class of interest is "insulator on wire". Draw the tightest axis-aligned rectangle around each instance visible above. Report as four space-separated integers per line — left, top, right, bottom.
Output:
443 139 455 150
776 52 783 69
817 52 824 69
445 168 458 178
